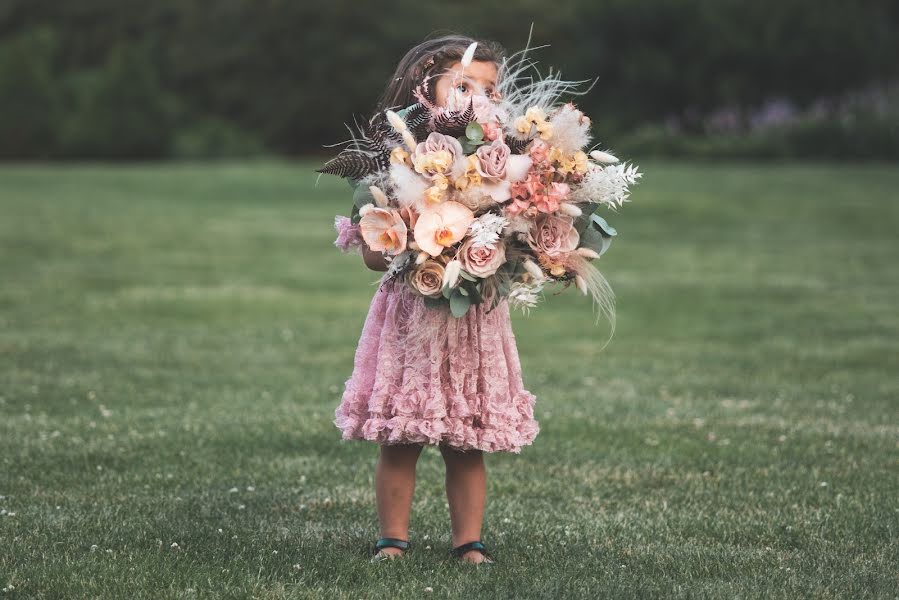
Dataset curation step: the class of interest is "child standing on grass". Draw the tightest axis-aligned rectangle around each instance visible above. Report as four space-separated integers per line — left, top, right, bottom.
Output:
332 34 539 565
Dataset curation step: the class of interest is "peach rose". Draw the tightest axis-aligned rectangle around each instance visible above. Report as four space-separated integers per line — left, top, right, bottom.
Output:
407 260 445 298
458 238 506 278
413 201 475 257
359 207 408 255
527 213 580 257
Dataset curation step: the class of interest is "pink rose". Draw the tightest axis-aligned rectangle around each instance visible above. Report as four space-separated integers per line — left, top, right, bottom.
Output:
527 213 580 257
458 238 506 278
474 138 510 181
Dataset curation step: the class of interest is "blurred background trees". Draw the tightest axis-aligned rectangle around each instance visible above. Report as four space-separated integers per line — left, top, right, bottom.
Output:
0 0 897 159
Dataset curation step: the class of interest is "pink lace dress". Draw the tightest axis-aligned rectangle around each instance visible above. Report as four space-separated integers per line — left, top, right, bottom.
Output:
331 216 540 453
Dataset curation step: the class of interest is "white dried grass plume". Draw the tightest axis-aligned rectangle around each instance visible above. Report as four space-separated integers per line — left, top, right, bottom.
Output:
547 104 592 153
568 162 642 208
467 212 509 248
507 279 545 314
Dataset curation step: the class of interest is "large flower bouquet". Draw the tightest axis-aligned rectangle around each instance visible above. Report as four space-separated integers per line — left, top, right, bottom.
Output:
322 42 641 327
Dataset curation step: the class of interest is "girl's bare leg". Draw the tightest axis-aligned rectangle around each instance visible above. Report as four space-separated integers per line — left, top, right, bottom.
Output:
439 442 489 563
374 442 424 557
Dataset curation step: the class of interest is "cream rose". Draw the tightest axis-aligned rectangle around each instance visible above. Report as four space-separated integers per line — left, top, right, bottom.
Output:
458 238 506 277
407 260 446 298
526 213 580 257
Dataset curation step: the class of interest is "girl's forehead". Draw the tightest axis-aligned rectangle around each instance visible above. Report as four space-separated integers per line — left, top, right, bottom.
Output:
442 60 497 84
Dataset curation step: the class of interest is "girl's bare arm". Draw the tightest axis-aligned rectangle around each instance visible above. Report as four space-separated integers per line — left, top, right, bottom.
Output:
362 244 390 271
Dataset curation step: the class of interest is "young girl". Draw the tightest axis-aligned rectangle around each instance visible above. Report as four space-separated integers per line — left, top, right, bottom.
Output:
332 34 539 565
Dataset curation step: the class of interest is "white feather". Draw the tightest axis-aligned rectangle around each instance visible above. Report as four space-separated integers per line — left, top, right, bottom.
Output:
389 163 428 210
461 42 478 68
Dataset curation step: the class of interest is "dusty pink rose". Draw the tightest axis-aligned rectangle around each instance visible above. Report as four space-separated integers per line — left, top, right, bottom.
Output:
458 238 506 277
359 207 408 255
527 213 580 257
474 138 510 181
407 260 446 298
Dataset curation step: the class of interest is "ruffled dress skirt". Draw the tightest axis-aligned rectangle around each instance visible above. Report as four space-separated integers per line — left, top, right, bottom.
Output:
333 276 540 453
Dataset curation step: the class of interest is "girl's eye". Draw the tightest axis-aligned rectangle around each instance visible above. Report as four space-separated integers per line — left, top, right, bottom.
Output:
456 83 468 93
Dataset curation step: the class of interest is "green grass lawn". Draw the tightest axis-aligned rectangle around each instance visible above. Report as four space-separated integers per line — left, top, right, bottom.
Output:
1 159 897 598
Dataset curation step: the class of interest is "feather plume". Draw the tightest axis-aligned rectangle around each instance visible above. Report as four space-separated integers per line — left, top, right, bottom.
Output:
461 42 478 67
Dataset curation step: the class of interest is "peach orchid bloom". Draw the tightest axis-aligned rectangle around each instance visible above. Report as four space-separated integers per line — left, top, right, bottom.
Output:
413 201 475 257
359 207 408 255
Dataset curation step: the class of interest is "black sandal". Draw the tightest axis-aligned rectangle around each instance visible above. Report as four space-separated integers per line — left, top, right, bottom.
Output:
449 540 495 564
371 537 411 563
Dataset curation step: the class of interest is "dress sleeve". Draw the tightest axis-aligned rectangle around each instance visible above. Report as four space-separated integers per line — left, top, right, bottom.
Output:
333 215 365 254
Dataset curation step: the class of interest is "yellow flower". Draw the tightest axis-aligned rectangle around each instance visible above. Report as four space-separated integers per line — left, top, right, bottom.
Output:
573 151 589 174
557 156 576 176
432 173 449 191
454 176 469 191
413 150 453 176
514 116 532 134
536 120 553 141
424 185 445 205
525 106 546 123
390 146 410 166
538 253 567 277
548 146 565 164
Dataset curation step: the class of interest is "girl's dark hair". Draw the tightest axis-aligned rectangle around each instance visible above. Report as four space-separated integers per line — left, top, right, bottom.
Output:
375 33 505 113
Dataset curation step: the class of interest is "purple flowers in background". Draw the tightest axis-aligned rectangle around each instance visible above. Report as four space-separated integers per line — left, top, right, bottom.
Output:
664 81 899 135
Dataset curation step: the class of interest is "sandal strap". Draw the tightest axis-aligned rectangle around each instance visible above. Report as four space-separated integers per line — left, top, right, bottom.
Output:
450 540 488 557
375 537 410 551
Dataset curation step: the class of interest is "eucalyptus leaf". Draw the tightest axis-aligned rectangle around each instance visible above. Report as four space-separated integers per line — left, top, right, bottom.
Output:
465 121 484 141
459 138 485 154
591 214 618 237
353 184 374 210
458 269 477 282
450 291 472 318
573 202 599 235
579 225 613 256
442 284 454 300
466 281 483 304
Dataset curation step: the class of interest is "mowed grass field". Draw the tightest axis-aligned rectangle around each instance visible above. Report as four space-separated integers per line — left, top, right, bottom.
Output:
1 160 897 598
